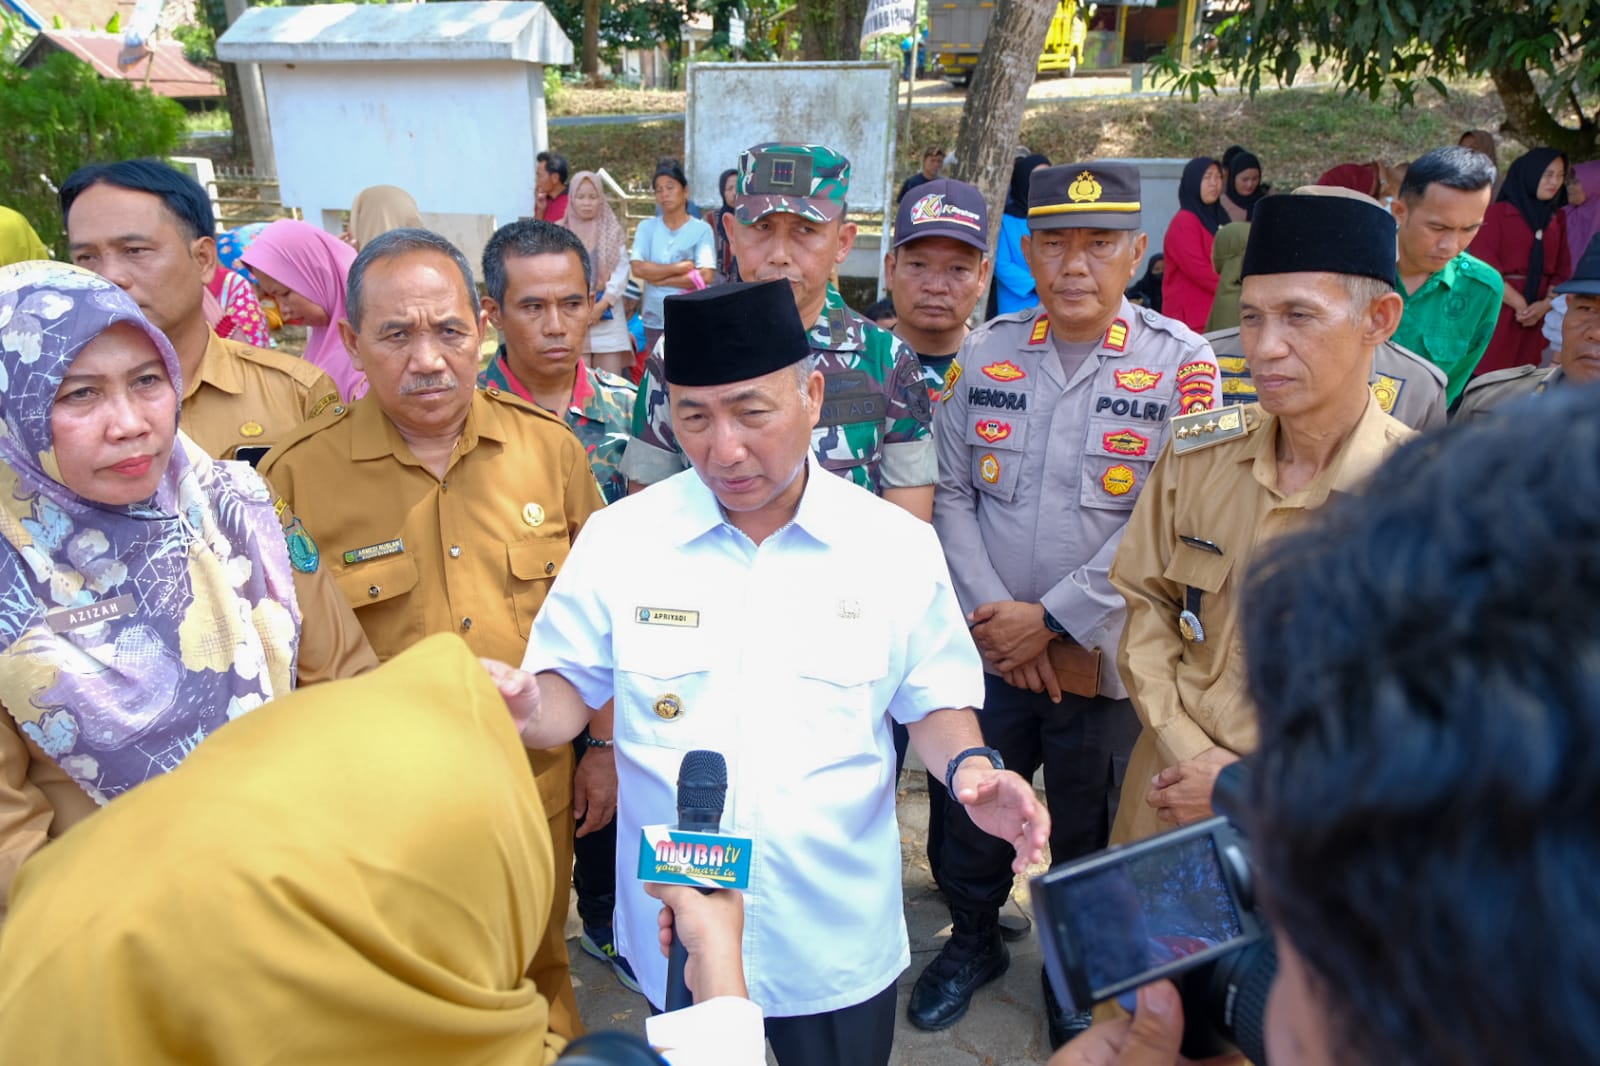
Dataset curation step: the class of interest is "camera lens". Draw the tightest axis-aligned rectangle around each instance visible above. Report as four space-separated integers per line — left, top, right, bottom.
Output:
1175 935 1277 1064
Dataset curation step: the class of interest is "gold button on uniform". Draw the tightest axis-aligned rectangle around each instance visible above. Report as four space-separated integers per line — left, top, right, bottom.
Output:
653 694 683 720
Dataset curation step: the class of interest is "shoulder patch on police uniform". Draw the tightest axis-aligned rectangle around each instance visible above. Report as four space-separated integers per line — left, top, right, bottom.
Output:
1028 315 1051 345
1104 318 1129 352
1176 361 1218 414
1369 374 1404 415
940 360 963 403
1171 406 1250 455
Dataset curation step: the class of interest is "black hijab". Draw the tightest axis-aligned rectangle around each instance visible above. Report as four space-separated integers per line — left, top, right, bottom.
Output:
1498 147 1569 301
1224 150 1266 219
1004 153 1051 219
1179 157 1229 235
1126 253 1164 313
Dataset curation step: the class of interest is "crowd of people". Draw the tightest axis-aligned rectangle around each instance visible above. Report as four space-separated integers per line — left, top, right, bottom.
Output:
0 117 1595 1066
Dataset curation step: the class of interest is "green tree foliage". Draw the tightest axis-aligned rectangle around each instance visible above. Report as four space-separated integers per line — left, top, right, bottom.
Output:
0 53 186 257
1153 0 1600 159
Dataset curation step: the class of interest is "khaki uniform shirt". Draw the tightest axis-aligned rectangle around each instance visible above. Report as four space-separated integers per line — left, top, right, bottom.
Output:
257 386 605 818
1108 394 1412 843
181 333 341 462
933 300 1220 697
1206 327 1448 432
1452 364 1565 420
0 563 375 919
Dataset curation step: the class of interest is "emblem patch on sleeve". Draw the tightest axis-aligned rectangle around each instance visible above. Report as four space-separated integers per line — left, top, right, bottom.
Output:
1101 464 1136 496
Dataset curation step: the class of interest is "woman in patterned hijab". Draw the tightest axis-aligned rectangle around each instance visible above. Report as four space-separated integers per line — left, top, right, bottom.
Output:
0 261 342 916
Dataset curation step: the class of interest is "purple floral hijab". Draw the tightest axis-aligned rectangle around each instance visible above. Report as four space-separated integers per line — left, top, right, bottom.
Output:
0 262 299 804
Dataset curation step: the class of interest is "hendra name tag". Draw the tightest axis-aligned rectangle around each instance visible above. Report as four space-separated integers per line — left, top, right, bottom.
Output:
635 606 699 628
46 593 136 634
637 826 753 890
342 539 404 566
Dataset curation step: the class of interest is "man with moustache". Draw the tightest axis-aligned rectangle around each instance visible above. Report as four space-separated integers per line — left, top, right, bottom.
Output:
258 228 604 1040
916 162 1219 1045
1455 234 1600 414
61 160 340 463
622 143 936 520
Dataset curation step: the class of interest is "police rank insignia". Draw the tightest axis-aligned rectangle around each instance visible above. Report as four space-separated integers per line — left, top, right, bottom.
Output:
1101 464 1136 496
1171 407 1248 454
654 694 684 720
1028 316 1051 345
1369 374 1404 414
1104 319 1129 352
284 518 320 573
1115 367 1161 392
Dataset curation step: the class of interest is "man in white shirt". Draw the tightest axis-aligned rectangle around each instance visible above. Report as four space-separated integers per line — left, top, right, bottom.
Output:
492 280 1048 1066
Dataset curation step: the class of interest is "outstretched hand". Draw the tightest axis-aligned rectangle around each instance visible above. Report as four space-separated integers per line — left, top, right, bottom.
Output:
954 765 1050 874
479 658 541 743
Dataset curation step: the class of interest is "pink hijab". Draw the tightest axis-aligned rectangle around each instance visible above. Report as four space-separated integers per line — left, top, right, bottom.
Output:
239 219 367 402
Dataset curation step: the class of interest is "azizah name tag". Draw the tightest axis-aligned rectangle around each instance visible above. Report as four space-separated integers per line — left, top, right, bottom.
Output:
46 593 136 633
635 606 700 628
637 826 753 890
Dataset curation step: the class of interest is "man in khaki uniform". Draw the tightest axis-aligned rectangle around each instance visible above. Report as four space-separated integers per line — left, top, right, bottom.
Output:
1455 234 1600 416
61 160 340 463
1109 192 1415 848
917 162 1220 1046
259 228 604 1039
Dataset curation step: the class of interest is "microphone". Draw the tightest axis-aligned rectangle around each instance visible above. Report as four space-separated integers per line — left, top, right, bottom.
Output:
663 749 727 1012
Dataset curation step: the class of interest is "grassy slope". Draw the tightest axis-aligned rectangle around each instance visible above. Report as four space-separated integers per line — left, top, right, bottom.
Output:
552 81 1510 198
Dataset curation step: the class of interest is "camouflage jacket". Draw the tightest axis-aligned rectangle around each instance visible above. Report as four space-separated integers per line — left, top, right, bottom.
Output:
619 284 936 494
479 350 636 505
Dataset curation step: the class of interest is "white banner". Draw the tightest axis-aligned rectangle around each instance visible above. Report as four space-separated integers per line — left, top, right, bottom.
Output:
860 0 915 46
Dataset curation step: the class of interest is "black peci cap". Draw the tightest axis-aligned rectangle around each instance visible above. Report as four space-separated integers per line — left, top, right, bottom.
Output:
662 281 811 387
1242 194 1398 287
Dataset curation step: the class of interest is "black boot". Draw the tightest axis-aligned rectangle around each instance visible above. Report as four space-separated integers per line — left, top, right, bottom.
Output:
906 911 1009 1031
1042 966 1093 1049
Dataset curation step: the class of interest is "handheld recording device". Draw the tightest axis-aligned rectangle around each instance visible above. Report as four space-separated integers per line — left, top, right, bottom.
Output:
1032 765 1275 1061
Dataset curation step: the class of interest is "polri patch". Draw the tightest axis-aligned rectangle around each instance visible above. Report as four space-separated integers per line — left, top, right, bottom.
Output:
1101 464 1137 496
46 593 136 634
1114 368 1161 392
342 538 404 566
982 360 1026 382
636 606 700 628
1102 428 1150 457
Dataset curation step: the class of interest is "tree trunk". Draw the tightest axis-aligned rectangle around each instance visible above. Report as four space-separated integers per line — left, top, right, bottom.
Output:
951 0 1055 255
1490 65 1596 160
582 0 599 76
799 0 866 60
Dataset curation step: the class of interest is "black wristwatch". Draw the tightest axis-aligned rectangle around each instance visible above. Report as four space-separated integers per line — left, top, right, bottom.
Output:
946 746 1005 801
1042 608 1068 635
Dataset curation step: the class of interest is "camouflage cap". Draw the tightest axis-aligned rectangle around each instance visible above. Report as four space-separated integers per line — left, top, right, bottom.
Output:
735 143 851 224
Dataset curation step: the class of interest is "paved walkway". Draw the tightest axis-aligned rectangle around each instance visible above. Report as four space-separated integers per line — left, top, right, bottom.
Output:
564 769 1057 1064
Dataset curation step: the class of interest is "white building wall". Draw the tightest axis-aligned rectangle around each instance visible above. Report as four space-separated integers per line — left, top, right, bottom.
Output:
259 59 545 236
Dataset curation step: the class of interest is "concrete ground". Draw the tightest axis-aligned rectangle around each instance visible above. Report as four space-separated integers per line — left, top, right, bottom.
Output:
564 763 1057 1064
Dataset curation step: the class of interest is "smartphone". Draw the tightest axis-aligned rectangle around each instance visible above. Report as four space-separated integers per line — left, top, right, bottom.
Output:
1032 816 1265 1015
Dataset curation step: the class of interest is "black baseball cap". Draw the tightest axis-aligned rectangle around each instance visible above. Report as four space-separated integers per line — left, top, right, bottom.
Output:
893 179 989 252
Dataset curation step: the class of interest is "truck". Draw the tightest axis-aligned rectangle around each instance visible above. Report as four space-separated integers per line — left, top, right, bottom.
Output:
927 0 1088 87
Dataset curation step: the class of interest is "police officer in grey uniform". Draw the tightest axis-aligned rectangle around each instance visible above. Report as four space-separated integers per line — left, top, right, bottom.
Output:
1455 234 1600 417
912 162 1222 1045
1205 327 1447 430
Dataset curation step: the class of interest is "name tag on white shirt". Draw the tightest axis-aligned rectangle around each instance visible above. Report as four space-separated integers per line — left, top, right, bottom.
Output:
636 606 700 628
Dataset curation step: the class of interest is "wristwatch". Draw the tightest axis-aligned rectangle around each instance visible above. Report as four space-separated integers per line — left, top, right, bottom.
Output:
945 746 1004 801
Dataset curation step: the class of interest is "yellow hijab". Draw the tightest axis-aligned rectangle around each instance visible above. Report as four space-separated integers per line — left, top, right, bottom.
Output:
348 184 424 250
0 633 563 1066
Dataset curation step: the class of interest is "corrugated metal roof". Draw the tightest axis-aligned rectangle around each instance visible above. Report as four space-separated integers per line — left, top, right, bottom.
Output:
21 29 223 99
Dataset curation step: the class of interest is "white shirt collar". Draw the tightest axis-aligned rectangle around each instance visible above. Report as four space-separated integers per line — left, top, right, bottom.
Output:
663 453 846 550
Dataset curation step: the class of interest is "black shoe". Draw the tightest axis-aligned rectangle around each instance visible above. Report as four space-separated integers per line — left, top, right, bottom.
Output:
1043 967 1093 1049
907 927 1009 1031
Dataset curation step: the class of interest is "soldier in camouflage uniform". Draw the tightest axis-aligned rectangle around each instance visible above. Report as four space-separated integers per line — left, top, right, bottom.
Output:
620 143 937 518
